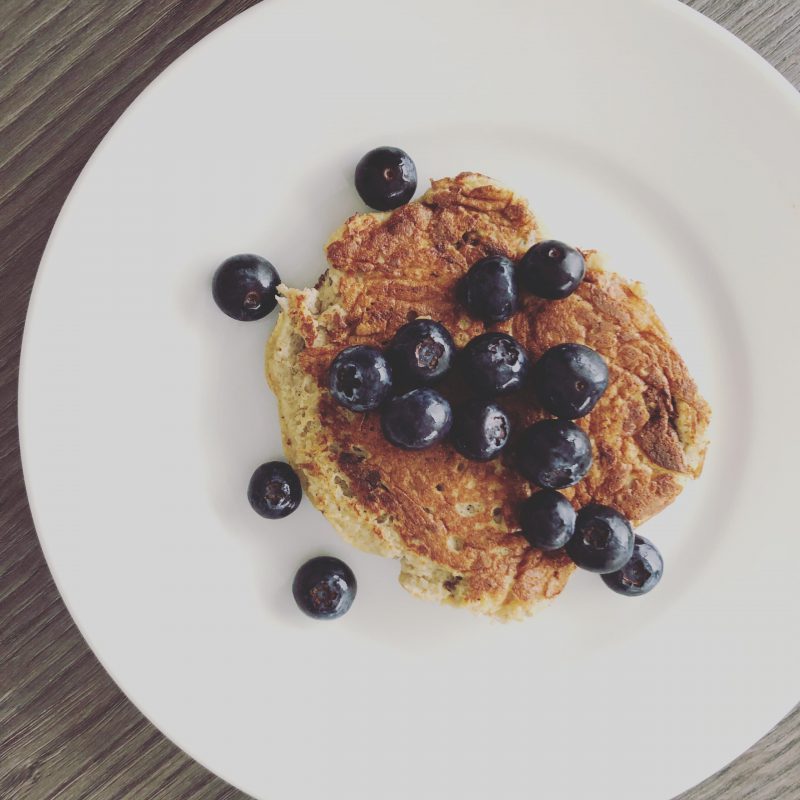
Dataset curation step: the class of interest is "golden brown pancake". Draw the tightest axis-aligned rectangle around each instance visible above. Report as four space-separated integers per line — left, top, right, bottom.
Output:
266 173 710 619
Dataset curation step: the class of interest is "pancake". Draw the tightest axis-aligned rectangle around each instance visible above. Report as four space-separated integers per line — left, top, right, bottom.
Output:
266 173 710 619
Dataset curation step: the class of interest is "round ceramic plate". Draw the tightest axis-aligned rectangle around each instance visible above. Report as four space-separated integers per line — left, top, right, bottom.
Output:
19 1 800 798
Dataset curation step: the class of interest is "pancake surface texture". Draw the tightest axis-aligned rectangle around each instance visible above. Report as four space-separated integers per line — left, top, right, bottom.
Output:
266 173 710 619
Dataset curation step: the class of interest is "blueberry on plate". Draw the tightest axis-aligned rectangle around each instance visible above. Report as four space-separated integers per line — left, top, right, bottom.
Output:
212 254 281 321
518 240 585 300
381 388 452 450
247 461 302 519
354 146 417 211
387 319 455 385
516 419 592 489
602 535 663 595
292 556 357 620
519 489 576 551
566 503 635 573
452 399 510 461
460 332 530 396
533 343 609 419
328 345 393 412
462 255 519 323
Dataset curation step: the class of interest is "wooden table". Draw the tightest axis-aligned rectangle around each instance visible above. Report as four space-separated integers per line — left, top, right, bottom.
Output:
1 2 798 798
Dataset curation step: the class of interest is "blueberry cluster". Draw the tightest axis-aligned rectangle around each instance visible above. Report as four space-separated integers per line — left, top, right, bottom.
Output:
211 146 665 620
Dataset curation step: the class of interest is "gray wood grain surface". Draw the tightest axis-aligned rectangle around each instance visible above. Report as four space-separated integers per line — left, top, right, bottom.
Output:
1 1 798 798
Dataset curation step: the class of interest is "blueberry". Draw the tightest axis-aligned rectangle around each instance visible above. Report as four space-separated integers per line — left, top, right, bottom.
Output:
533 343 609 419
518 240 585 300
566 504 635 573
381 388 452 450
328 345 393 412
452 400 510 461
602 535 663 595
354 146 417 211
516 419 593 489
292 556 357 619
519 489 576 551
212 254 281 321
247 461 302 519
387 319 455 386
463 255 518 323
460 332 530 396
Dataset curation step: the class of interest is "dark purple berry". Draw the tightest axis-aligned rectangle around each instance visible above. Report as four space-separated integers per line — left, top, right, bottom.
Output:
293 556 356 619
602 535 663 595
381 388 452 450
518 240 585 300
355 147 417 211
463 255 518 323
516 419 593 489
212 254 280 321
329 345 393 412
247 461 302 519
566 504 635 573
519 489 576 550
534 343 609 419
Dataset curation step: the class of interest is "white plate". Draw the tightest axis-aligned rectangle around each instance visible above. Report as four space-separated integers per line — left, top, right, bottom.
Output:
19 1 800 798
